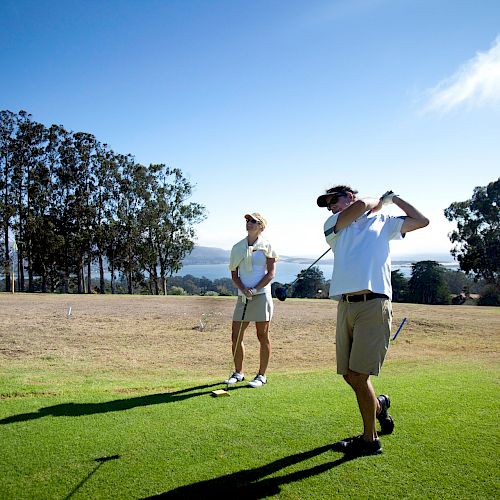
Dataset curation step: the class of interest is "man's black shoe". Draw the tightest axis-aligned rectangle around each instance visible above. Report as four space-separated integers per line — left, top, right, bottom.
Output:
377 394 394 435
333 435 382 456
331 436 356 452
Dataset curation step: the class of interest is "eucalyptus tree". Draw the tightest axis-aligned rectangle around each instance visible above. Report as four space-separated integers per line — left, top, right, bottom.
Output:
291 266 326 298
72 131 99 293
408 260 450 305
391 270 409 302
444 178 500 288
139 206 161 294
11 112 48 291
150 166 206 295
135 163 162 294
0 110 17 291
52 126 80 292
93 144 120 293
32 124 67 292
115 156 151 294
30 217 64 292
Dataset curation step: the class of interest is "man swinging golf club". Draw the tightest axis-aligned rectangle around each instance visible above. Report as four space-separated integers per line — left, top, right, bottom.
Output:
317 185 429 456
224 213 279 388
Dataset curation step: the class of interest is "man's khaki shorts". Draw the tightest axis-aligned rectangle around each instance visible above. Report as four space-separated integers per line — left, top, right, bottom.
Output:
336 298 392 376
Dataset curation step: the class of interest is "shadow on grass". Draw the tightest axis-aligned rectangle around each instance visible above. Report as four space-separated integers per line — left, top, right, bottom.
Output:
64 455 121 500
0 382 245 424
144 444 354 499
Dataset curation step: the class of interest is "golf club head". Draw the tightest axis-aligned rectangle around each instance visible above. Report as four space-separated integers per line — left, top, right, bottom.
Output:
275 286 288 302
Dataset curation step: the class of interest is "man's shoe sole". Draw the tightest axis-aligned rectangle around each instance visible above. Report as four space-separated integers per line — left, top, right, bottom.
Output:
377 394 394 435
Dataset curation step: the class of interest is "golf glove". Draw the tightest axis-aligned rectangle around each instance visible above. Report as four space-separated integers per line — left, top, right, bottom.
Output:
241 293 253 304
380 190 398 205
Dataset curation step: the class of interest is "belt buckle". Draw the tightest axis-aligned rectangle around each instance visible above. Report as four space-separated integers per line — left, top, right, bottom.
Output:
345 293 367 302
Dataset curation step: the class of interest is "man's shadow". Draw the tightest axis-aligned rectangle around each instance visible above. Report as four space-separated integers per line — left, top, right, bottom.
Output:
0 382 241 425
144 444 354 499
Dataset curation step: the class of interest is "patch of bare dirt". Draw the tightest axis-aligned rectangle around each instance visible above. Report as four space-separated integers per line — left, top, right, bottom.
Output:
1 294 498 378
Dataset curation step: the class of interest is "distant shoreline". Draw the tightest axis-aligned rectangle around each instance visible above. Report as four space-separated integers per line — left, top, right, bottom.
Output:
183 245 455 267
175 260 460 283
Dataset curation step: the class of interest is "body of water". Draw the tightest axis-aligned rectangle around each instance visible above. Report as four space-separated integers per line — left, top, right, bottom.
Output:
174 261 459 284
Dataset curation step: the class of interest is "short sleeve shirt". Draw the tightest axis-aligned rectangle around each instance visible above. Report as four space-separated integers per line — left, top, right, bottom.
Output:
324 212 405 299
237 250 269 295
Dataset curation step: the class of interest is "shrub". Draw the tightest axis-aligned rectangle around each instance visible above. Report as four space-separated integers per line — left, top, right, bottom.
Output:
408 260 450 305
477 285 500 306
169 286 187 296
204 291 219 296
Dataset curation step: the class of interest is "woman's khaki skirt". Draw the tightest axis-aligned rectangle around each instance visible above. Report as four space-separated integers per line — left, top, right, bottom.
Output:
232 292 274 322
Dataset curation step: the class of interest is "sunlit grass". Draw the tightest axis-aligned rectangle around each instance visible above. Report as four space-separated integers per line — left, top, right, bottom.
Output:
0 363 498 499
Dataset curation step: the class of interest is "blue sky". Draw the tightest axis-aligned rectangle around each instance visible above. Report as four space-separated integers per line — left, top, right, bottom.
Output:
2 0 499 258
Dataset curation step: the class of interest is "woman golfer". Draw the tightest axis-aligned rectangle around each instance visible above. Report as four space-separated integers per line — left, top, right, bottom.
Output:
225 213 279 388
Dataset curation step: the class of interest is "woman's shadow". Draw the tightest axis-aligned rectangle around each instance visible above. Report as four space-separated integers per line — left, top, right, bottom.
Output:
0 382 236 424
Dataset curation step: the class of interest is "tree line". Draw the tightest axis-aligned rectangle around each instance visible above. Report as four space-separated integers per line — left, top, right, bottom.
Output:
273 261 492 305
79 258 490 305
2 108 497 303
0 109 206 294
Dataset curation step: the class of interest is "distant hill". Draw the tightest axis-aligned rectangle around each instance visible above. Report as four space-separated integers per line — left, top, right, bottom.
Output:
393 253 454 264
182 246 327 265
183 246 454 266
182 246 230 264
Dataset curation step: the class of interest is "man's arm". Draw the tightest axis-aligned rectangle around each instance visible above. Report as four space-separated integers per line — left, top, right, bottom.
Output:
335 198 381 231
393 197 429 233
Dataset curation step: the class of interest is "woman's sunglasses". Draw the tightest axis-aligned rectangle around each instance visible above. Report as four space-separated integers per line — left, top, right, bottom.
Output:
246 218 258 224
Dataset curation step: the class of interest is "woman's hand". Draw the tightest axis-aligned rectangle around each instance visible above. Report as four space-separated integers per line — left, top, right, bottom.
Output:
243 287 256 298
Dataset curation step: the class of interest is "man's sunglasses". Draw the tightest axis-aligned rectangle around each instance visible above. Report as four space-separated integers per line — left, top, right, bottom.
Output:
326 193 345 205
246 218 258 224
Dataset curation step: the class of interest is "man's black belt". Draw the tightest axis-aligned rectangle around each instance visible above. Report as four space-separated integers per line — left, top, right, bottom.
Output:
341 292 389 303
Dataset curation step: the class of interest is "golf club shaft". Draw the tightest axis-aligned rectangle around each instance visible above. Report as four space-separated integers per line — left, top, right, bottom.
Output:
391 317 407 341
226 299 248 391
288 248 331 287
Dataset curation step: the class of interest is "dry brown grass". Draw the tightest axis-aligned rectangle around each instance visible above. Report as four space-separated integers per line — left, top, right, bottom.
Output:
1 293 498 379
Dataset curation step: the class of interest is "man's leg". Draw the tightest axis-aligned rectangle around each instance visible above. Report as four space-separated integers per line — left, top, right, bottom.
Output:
344 369 379 441
255 321 271 375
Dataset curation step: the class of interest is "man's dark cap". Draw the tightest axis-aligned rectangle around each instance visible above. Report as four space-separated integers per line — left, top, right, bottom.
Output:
316 188 348 207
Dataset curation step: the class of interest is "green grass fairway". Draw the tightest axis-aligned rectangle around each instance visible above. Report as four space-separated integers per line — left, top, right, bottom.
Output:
1 363 498 499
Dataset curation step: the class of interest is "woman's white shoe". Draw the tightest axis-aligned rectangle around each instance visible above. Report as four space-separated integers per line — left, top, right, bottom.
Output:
248 374 267 388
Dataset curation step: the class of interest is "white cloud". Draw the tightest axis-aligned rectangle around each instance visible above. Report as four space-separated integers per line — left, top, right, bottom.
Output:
423 35 500 114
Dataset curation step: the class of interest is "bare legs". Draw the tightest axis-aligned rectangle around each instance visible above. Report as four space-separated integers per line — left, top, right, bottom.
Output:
231 320 248 373
256 321 271 375
343 369 382 441
231 320 271 375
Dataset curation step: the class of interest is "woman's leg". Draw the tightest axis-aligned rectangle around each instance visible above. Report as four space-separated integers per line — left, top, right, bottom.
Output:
255 321 271 375
232 320 249 372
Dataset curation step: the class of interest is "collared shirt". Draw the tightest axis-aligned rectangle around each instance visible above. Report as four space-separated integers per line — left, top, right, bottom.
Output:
324 212 404 300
